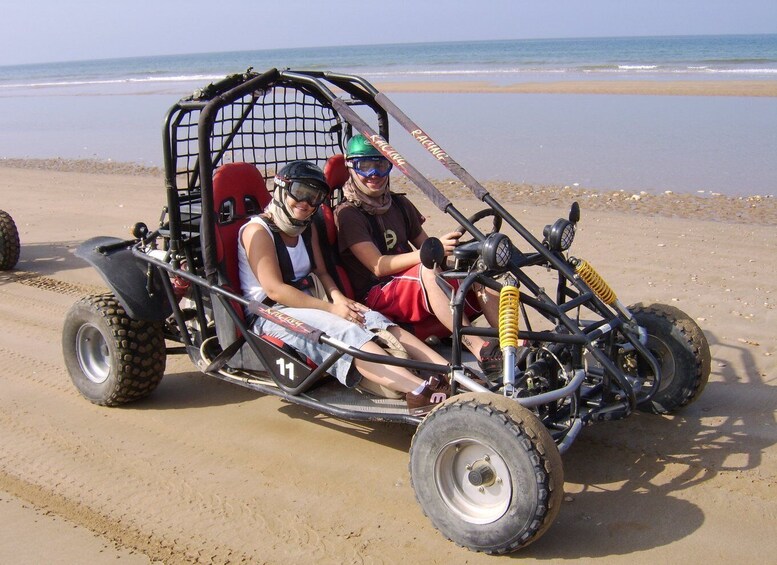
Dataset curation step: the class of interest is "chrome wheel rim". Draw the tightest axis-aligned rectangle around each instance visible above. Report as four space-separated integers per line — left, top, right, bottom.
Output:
434 438 512 524
75 323 111 384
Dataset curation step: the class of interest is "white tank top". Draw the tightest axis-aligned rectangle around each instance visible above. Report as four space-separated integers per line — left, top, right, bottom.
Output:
237 216 311 304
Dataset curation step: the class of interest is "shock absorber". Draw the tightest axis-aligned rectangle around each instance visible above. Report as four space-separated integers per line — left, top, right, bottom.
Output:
570 257 632 319
498 283 520 392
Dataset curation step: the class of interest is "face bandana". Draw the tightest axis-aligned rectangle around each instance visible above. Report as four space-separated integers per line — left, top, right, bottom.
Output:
342 172 392 215
263 188 313 236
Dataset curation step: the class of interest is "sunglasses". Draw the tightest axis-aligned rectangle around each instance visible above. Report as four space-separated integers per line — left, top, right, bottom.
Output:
348 157 393 178
285 180 328 207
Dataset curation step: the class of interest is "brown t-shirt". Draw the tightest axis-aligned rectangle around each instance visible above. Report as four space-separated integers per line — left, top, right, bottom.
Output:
335 193 425 300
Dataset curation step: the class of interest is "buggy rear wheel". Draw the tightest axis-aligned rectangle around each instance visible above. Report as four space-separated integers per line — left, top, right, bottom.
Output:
627 302 711 414
0 209 20 270
62 293 166 406
409 393 563 554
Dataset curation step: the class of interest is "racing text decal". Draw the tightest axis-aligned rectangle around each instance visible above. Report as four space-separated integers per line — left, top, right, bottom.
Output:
266 308 312 333
367 135 407 168
411 129 450 162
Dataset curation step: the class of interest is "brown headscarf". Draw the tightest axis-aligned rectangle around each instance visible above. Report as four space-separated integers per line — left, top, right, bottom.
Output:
342 174 392 215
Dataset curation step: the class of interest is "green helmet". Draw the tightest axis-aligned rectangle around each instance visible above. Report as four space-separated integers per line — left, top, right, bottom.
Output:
345 134 382 159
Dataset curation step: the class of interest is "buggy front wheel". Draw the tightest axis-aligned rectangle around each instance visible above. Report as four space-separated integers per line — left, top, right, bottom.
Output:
409 393 564 554
62 293 166 406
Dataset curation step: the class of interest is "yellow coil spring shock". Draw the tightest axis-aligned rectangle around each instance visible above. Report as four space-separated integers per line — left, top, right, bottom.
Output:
498 285 520 349
574 259 617 305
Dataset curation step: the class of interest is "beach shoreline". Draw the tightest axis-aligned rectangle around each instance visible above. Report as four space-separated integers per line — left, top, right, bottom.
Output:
2 75 776 198
4 78 772 98
374 79 777 97
3 158 775 225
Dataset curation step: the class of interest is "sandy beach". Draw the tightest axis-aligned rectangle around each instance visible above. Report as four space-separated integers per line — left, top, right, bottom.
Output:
1 158 775 564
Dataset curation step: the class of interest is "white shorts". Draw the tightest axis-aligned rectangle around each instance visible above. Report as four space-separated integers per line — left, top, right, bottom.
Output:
253 308 395 386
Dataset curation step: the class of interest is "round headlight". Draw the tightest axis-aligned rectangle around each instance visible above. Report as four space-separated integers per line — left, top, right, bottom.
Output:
482 233 512 270
544 218 575 252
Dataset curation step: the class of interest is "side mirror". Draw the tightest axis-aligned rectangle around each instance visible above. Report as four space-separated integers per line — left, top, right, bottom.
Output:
420 237 445 269
569 201 580 224
131 222 149 239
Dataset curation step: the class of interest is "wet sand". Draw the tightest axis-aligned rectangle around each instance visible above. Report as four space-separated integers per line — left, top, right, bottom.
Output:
3 76 776 196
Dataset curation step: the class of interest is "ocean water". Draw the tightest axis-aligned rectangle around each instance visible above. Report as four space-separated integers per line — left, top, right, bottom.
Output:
1 35 776 195
2 34 777 88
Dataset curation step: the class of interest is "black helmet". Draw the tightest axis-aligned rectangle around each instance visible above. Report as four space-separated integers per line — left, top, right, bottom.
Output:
274 161 329 198
269 161 330 229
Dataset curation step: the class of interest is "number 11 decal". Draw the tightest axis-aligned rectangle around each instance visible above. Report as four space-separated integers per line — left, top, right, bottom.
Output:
276 358 296 381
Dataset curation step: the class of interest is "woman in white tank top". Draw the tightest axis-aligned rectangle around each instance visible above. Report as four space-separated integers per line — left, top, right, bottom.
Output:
239 161 451 415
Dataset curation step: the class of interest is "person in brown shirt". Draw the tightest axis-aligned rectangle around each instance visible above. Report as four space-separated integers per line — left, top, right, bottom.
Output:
334 135 502 375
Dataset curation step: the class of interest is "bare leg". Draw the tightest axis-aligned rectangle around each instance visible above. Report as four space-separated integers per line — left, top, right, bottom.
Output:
420 266 490 359
386 326 448 365
353 340 425 394
474 283 500 328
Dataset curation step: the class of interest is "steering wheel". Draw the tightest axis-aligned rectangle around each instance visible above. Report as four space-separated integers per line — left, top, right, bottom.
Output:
456 208 503 246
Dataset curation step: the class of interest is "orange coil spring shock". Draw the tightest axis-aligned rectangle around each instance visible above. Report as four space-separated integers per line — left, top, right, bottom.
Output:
574 259 617 305
498 285 520 349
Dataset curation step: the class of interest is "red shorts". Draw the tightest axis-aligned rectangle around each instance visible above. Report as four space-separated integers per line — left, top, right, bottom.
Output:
364 263 481 339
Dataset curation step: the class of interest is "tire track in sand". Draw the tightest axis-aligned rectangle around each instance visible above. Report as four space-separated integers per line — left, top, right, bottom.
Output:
0 270 107 297
0 335 364 564
0 381 343 564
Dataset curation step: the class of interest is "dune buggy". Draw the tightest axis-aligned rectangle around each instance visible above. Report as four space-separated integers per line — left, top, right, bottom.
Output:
62 69 710 554
0 209 20 270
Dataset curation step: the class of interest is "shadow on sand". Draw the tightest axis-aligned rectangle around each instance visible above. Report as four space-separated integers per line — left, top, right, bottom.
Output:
59 301 777 558
521 329 774 558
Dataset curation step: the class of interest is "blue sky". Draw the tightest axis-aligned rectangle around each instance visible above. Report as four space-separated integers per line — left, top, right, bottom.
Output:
1 0 776 66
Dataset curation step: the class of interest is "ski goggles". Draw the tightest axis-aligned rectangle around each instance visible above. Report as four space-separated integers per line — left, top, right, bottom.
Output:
284 180 328 207
347 156 393 178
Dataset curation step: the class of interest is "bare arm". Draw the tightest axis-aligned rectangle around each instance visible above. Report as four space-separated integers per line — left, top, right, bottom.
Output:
352 227 461 277
242 223 337 313
310 226 367 322
350 238 423 278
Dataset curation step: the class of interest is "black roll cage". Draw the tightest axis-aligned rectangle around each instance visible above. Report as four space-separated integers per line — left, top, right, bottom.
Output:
102 67 664 426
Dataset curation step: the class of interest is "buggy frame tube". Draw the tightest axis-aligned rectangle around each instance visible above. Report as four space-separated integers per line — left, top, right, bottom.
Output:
213 292 344 396
208 370 424 425
136 250 448 377
371 89 616 297
365 88 625 312
373 93 489 201
196 68 281 284
356 91 649 406
162 69 649 413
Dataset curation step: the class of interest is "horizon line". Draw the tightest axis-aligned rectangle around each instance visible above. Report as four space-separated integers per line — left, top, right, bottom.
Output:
2 32 776 70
